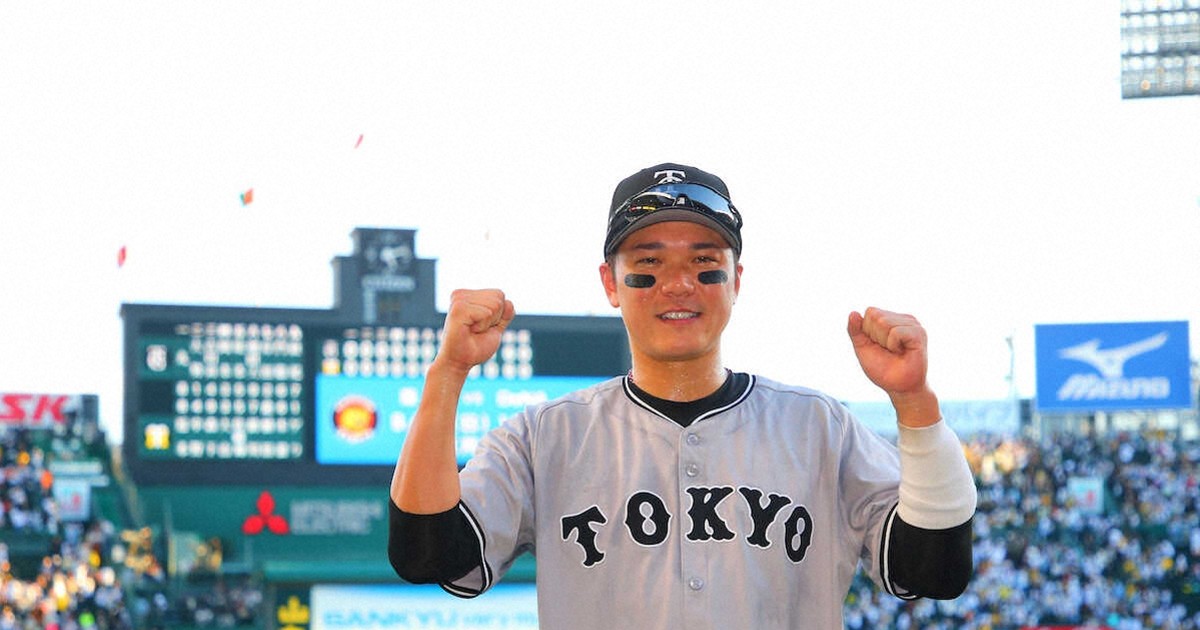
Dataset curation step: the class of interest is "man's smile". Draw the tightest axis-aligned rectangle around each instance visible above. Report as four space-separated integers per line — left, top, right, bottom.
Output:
659 310 700 321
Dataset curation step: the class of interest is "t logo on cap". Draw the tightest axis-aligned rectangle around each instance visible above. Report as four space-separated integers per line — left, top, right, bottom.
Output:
654 170 685 184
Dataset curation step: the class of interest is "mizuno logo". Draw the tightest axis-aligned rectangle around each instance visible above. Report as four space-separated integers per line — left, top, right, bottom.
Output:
1056 374 1170 401
1057 332 1168 379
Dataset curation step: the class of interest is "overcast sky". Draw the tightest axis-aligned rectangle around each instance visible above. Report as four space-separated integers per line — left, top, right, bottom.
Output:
2 2 1197 443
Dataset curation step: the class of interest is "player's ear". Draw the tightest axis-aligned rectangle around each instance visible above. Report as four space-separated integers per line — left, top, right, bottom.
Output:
599 261 621 308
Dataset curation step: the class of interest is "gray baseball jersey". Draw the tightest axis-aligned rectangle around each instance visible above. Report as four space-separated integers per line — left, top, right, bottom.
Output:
445 374 903 629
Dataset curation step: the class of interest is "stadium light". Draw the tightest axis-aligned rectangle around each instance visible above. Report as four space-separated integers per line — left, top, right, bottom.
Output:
1121 0 1200 98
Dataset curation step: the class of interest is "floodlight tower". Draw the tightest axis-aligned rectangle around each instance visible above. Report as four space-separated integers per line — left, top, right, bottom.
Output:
1121 0 1200 98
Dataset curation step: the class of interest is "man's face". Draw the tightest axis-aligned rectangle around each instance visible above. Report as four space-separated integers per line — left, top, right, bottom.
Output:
599 221 742 366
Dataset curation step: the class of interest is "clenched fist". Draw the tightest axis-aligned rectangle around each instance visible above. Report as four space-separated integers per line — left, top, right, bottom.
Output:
437 289 516 375
847 307 939 428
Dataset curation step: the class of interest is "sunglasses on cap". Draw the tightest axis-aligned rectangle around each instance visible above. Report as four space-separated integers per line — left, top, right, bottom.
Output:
609 182 743 231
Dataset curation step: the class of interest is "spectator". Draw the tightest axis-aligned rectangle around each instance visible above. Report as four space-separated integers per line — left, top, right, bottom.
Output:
844 429 1200 629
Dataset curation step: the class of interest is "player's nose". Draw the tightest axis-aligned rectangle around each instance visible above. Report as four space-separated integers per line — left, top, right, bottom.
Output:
659 268 696 296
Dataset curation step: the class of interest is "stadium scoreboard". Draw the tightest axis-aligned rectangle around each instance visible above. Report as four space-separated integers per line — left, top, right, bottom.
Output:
133 318 308 464
122 228 630 486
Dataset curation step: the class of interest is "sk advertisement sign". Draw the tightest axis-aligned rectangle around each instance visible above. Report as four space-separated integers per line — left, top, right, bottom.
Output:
1035 321 1192 412
0 393 81 429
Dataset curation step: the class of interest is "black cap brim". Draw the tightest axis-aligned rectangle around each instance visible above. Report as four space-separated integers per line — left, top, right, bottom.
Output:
604 209 740 258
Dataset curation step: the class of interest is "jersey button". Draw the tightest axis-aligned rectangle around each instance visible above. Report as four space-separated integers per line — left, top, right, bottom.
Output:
688 577 705 591
685 463 700 477
686 433 700 446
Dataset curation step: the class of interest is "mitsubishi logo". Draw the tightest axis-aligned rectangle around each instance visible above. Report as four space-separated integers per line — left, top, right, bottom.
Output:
243 490 290 535
1057 332 1169 379
654 170 685 184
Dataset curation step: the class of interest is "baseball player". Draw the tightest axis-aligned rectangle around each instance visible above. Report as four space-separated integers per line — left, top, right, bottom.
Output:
389 163 977 629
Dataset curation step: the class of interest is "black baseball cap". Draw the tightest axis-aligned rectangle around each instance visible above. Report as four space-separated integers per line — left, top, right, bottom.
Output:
603 162 743 258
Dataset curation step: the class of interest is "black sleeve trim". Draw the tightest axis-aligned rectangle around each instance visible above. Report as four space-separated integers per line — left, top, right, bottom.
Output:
387 500 483 585
880 504 974 600
438 501 493 599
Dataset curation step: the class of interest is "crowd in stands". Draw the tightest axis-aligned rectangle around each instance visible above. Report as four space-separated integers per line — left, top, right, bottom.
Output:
9 410 1200 629
0 520 136 629
1 424 263 629
845 427 1200 630
1 428 58 535
2 425 132 629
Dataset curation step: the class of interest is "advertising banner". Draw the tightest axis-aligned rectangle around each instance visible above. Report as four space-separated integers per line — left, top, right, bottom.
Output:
315 374 605 465
1065 476 1105 515
137 486 391 565
844 399 1019 436
1020 626 1111 630
0 393 82 429
310 584 538 630
1035 321 1192 412
52 478 92 521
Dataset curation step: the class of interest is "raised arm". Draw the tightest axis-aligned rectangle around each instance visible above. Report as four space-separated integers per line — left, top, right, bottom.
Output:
390 288 515 514
847 307 977 599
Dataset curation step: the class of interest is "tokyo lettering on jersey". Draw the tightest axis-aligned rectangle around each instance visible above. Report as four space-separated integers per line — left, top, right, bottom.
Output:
440 374 905 629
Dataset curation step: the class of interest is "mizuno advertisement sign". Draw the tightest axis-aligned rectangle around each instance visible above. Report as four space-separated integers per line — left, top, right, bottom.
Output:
1035 321 1192 412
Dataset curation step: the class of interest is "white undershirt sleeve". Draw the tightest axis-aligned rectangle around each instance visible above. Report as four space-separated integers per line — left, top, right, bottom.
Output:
896 419 978 530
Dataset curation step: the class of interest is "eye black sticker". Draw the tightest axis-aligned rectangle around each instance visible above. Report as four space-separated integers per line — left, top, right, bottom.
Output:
624 274 656 288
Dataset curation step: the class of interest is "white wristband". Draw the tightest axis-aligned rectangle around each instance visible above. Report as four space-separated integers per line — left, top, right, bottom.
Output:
896 419 978 530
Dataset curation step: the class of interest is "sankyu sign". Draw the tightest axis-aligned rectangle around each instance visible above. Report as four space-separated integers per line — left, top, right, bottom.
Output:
1035 321 1192 412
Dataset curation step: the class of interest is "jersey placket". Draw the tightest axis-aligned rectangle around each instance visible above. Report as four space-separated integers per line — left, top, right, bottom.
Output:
679 426 712 625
